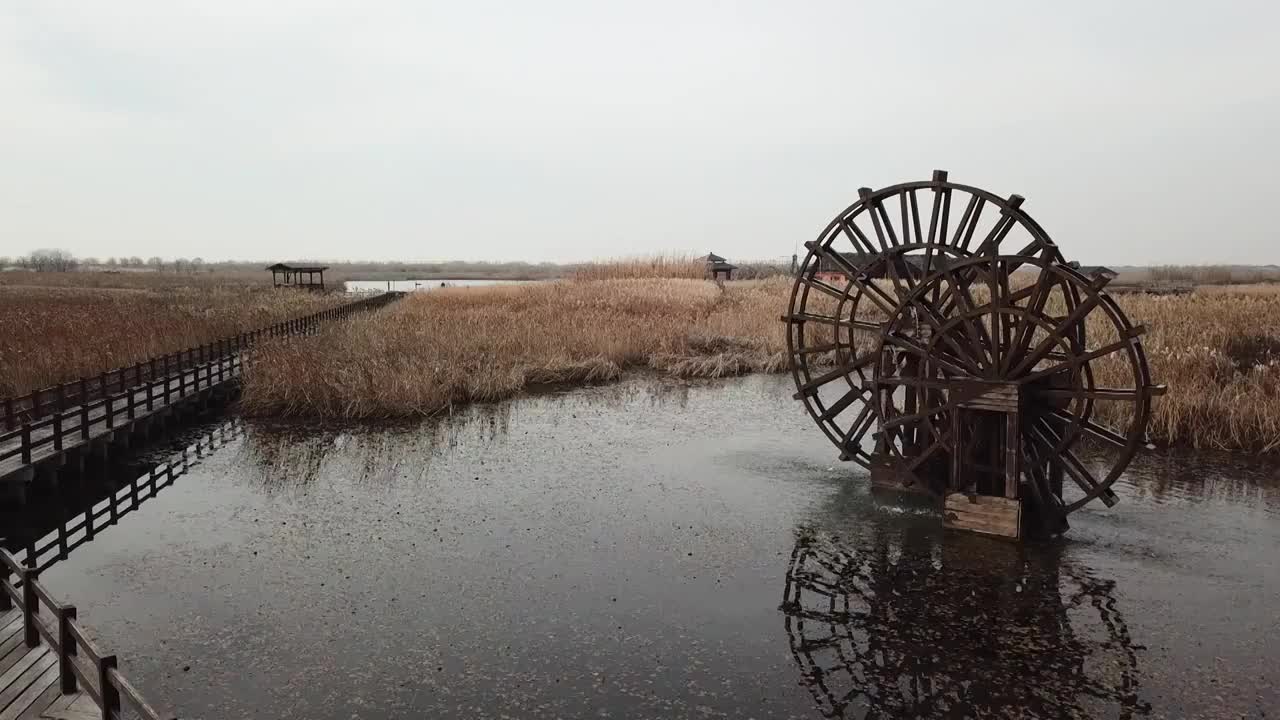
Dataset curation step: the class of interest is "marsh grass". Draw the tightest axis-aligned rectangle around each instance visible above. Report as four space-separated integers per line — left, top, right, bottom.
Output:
241 278 793 418
0 285 347 396
240 276 1280 451
569 254 707 281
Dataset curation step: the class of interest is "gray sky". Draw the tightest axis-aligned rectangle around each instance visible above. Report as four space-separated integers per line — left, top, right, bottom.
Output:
2 1 1276 264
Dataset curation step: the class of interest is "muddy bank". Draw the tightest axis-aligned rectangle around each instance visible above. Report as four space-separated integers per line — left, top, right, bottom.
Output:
30 374 1280 719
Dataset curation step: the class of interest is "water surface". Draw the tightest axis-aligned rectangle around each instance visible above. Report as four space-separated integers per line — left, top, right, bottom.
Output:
343 278 527 293
24 375 1280 719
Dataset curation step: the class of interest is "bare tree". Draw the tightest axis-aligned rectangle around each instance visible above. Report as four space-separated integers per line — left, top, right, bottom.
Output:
0 256 10 268
127 256 143 268
147 256 165 272
26 248 79 272
190 257 205 273
105 257 118 267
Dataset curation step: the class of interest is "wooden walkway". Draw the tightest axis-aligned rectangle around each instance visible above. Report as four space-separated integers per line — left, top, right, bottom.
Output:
0 356 239 492
0 608 93 720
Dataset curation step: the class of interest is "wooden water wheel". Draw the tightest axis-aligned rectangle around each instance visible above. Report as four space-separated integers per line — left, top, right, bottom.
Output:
785 171 1163 537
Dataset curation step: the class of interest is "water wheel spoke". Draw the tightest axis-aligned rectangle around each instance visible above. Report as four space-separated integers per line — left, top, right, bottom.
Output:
1047 409 1131 448
1020 444 1068 522
839 402 876 455
884 333 976 377
838 218 880 256
1008 288 1106 376
1030 419 1119 506
969 195 1024 257
796 275 853 303
783 312 884 334
820 386 872 422
906 190 923 246
949 193 985 251
904 424 953 471
794 342 848 356
1034 387 1142 402
941 270 996 370
861 189 900 250
1018 326 1146 384
802 241 899 317
1002 269 1063 375
795 358 876 397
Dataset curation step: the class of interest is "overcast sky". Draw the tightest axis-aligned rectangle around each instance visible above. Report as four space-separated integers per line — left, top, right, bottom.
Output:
2 1 1276 264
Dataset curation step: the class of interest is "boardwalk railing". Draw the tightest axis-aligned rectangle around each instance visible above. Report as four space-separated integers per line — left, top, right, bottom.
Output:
1 292 402 431
1 547 172 719
0 352 241 466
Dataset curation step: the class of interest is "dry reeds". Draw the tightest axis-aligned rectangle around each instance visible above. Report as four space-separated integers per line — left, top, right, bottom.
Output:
239 276 1280 451
568 254 707 281
0 285 347 396
240 278 791 418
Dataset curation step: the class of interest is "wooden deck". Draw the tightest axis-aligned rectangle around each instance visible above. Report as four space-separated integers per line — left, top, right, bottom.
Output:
0 357 239 493
0 608 91 720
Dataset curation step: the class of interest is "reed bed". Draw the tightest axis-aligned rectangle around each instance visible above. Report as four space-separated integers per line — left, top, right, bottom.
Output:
0 285 347 396
239 277 1280 451
569 254 708 281
240 278 791 418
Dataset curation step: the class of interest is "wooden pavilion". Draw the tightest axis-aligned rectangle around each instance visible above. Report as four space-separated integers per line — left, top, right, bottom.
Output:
701 252 737 281
267 263 328 290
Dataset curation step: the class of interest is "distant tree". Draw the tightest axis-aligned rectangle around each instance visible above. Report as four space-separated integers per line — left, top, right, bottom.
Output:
127 256 142 268
0 256 9 268
147 256 165 272
173 257 188 273
81 256 100 267
190 257 205 273
105 257 118 267
25 248 78 272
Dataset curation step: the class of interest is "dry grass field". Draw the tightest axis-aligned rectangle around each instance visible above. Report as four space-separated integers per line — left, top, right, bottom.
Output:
0 283 347 396
240 277 790 418
240 271 1280 451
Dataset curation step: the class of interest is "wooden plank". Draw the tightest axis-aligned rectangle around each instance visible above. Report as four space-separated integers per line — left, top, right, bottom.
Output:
0 661 57 720
0 645 42 682
14 681 66 720
0 652 56 716
943 493 1021 539
24 688 77 720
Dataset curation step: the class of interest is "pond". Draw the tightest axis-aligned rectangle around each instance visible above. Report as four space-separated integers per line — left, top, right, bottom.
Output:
15 375 1280 718
343 278 527 293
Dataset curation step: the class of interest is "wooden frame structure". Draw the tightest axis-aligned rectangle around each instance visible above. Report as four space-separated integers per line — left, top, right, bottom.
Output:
785 170 1164 539
267 263 328 290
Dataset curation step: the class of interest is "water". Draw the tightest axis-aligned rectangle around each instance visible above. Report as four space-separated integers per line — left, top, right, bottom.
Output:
343 278 527 293
16 375 1280 719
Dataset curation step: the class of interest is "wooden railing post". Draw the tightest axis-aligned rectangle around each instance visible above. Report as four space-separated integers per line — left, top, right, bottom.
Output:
59 605 78 692
105 395 114 429
53 411 63 451
4 396 13 431
0 560 11 611
57 383 67 412
21 423 31 464
22 568 39 647
79 377 88 407
81 400 90 440
128 386 137 420
98 655 120 720
31 388 41 421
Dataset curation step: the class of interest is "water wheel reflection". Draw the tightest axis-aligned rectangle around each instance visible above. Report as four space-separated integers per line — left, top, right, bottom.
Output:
780 528 1149 719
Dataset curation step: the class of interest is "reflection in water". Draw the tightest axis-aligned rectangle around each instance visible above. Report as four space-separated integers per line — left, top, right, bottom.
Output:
1 419 244 572
781 527 1149 719
234 375 711 490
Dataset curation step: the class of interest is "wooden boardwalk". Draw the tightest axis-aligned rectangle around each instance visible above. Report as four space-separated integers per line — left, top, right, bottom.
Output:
0 356 239 494
0 609 94 720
